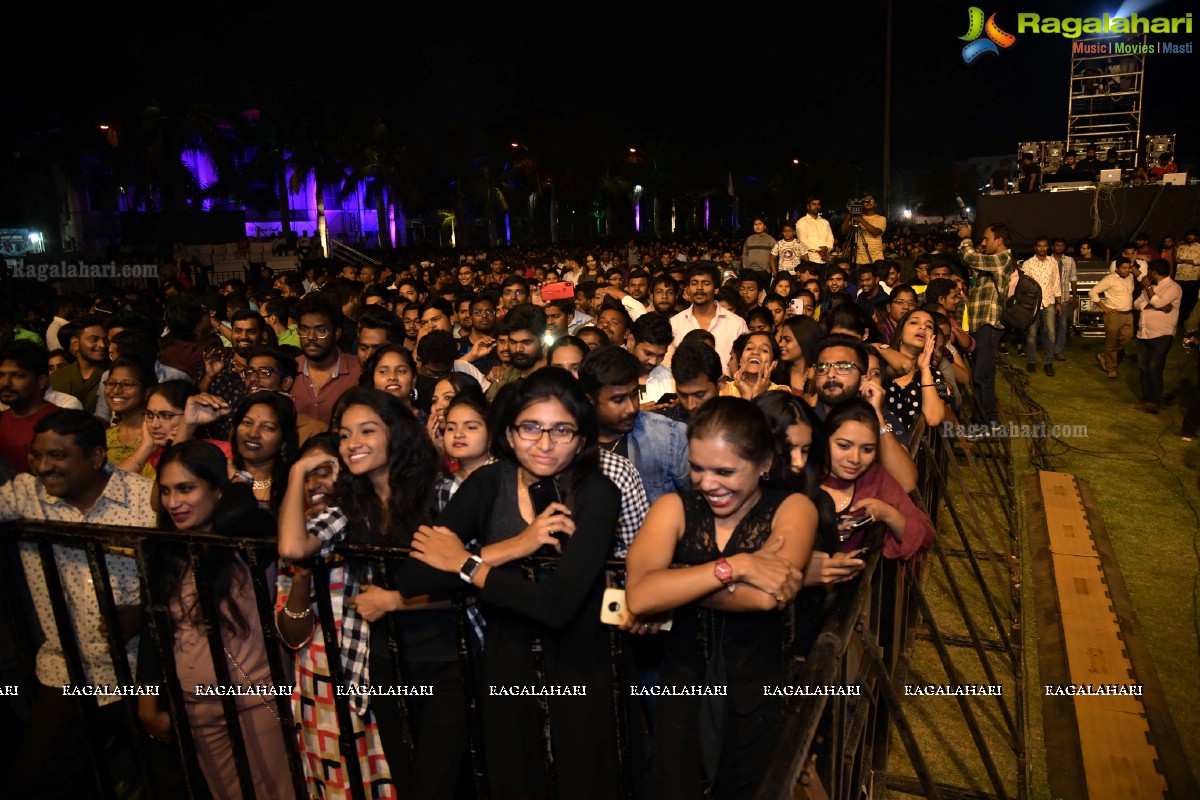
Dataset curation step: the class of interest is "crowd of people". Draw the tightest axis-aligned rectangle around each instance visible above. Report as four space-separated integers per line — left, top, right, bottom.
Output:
0 204 1194 798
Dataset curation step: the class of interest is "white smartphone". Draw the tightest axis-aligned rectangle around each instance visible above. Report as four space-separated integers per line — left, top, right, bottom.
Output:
600 588 672 631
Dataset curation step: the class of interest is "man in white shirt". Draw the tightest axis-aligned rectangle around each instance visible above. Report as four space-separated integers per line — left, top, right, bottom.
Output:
1020 238 1062 376
1088 257 1135 378
44 298 75 351
1134 259 1181 413
667 262 748 374
796 196 834 264
0 410 156 796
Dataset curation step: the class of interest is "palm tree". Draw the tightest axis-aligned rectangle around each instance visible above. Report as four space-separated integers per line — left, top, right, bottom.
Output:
117 78 234 214
282 120 349 259
342 118 427 249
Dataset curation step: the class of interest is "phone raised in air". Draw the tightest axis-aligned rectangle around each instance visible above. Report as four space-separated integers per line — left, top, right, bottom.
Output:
540 281 575 302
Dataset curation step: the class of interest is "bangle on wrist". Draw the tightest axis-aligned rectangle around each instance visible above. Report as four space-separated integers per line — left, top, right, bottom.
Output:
281 605 312 620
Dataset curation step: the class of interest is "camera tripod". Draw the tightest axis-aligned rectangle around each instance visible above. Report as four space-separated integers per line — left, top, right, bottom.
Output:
843 219 876 265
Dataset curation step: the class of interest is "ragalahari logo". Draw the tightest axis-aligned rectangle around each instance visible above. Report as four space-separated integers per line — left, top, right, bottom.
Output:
960 7 1017 63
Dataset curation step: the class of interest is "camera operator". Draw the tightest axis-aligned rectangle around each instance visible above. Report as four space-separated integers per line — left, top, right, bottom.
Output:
840 193 886 265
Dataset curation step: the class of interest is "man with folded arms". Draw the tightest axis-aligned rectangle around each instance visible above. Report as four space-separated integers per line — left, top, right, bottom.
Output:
1088 257 1135 379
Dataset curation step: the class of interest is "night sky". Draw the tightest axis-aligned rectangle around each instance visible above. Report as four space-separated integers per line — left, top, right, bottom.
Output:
4 1 1196 187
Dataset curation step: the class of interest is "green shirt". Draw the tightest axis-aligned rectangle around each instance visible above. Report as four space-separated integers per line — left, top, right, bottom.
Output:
48 360 104 414
277 324 300 349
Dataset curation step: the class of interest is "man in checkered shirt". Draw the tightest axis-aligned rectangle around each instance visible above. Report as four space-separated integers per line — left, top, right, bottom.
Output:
958 222 1015 430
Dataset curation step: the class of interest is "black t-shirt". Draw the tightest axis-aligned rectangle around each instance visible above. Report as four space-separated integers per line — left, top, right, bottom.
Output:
1019 163 1041 192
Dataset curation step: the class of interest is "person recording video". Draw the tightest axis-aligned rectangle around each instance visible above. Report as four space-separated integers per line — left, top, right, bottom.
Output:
839 193 886 265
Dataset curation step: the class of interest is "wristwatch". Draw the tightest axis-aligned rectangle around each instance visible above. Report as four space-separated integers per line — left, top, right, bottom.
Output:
458 555 484 584
714 557 733 586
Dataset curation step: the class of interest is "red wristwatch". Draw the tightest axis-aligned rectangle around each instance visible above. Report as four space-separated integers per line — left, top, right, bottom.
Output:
714 557 733 586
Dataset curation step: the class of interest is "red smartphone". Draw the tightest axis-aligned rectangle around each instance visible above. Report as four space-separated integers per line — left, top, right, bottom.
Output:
540 281 575 302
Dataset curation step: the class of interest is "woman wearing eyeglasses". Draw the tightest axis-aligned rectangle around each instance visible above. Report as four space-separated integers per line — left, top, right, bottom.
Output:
401 368 624 799
104 357 158 478
118 381 234 478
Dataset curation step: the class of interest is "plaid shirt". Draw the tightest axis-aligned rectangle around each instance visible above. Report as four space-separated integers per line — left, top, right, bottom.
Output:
307 506 373 713
959 239 1014 331
598 449 651 558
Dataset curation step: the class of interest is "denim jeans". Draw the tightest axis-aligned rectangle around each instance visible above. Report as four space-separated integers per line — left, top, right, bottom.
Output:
1136 335 1172 405
1026 306 1056 366
1054 302 1073 355
971 324 1004 424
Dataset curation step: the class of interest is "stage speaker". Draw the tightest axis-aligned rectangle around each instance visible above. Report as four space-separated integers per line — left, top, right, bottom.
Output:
1145 134 1175 163
1018 141 1044 162
1044 141 1066 169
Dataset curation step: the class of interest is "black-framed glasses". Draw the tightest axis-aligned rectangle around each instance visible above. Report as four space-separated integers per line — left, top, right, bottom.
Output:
103 380 141 391
511 421 578 445
240 367 282 379
297 326 331 339
145 410 183 422
471 309 497 317
814 361 862 376
891 298 918 307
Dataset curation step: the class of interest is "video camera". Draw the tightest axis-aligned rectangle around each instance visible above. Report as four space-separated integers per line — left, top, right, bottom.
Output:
943 194 972 233
847 199 864 215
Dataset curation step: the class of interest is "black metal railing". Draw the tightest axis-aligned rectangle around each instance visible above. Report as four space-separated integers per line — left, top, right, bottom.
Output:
0 421 1009 800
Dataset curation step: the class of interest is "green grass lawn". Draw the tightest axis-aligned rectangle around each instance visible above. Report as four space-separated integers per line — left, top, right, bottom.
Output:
886 333 1199 798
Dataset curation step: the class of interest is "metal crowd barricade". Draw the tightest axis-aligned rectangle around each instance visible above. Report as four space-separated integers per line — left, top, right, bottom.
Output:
755 416 1025 800
0 522 640 800
0 421 982 800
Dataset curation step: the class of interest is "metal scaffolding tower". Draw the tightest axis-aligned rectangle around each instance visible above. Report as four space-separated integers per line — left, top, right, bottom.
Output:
1067 35 1147 165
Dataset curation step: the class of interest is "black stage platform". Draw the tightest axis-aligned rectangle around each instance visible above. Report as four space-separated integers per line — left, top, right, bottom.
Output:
975 184 1200 252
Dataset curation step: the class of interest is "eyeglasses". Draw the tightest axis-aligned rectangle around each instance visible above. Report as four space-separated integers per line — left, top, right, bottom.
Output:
145 410 183 422
103 380 141 391
891 298 917 307
240 367 281 379
501 289 526 298
511 421 579 445
471 309 497 317
814 361 862 376
297 326 331 339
